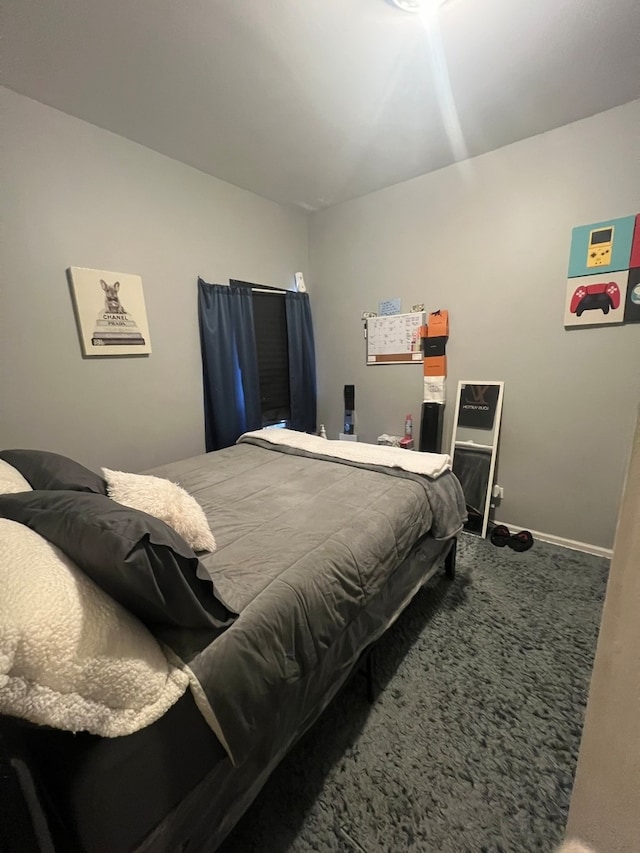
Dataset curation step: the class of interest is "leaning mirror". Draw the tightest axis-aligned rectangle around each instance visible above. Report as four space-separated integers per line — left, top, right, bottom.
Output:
449 381 505 539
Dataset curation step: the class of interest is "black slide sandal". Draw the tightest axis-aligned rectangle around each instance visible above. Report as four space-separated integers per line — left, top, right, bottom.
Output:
490 524 511 547
508 530 534 552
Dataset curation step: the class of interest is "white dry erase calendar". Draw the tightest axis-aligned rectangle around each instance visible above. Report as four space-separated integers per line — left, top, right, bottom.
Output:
366 312 425 365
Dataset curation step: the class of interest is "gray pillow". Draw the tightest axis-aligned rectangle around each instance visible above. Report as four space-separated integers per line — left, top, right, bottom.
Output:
0 490 237 635
0 449 107 494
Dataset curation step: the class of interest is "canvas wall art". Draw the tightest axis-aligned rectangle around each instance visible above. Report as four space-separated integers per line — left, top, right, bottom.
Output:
563 271 627 328
68 267 152 356
565 213 639 328
624 267 640 323
567 215 636 278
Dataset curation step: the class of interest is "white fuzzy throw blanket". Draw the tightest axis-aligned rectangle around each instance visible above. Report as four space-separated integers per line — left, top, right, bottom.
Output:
241 428 451 479
0 519 189 737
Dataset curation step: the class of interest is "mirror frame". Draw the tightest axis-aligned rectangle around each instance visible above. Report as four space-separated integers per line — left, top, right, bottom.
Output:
449 380 505 539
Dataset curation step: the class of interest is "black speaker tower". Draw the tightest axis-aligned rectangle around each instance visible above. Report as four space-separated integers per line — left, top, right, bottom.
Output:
343 385 355 435
418 402 443 453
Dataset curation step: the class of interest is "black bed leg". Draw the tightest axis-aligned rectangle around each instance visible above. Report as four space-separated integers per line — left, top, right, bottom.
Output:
445 538 457 580
365 647 375 704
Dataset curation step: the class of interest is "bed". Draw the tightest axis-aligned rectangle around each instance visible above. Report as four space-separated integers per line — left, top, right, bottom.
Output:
0 430 466 852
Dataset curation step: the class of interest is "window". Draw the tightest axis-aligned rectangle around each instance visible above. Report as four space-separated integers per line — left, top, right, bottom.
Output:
251 291 290 426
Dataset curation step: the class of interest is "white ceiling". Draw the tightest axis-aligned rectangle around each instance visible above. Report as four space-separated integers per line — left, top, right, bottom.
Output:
2 0 639 211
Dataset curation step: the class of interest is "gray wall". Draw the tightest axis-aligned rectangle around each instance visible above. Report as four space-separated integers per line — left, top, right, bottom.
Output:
309 100 640 549
2 86 638 549
0 87 308 473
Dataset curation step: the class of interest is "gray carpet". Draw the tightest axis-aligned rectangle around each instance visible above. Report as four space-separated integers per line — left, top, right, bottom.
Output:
220 533 609 853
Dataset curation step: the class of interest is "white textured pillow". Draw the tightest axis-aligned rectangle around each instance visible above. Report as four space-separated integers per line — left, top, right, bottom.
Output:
0 519 189 736
0 459 32 494
102 467 216 553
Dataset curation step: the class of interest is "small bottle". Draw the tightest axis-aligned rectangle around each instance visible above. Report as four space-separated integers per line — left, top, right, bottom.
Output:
319 424 328 439
404 414 413 438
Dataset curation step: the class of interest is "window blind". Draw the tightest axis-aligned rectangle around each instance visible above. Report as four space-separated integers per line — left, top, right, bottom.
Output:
251 292 290 425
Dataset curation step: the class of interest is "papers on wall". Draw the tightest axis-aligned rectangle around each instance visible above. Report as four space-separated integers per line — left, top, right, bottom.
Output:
366 311 425 364
378 298 401 316
424 376 446 403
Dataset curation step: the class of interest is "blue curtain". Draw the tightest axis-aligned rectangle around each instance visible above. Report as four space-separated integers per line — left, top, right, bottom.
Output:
285 291 317 434
198 279 262 451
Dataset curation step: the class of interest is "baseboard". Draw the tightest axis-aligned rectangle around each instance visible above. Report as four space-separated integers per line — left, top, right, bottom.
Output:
495 520 613 560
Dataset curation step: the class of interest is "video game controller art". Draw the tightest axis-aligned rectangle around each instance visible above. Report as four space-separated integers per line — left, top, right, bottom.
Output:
570 281 620 317
564 271 627 327
623 267 640 323
565 213 639 327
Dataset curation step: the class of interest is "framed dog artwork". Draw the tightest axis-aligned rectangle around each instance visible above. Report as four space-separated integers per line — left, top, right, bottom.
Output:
68 267 152 356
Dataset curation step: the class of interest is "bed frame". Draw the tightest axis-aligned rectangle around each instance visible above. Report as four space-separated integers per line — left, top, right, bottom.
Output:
2 536 458 853
364 537 455 702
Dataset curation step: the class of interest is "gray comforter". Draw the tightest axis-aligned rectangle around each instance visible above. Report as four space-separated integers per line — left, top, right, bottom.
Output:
149 437 465 765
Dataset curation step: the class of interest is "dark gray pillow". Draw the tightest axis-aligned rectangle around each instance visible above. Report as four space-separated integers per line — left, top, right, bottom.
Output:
0 449 107 494
0 490 237 634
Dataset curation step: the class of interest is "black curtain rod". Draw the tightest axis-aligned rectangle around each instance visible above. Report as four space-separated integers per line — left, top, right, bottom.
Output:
230 279 287 294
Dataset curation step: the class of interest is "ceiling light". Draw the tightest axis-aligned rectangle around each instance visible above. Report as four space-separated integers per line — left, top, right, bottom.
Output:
388 0 449 12
389 0 421 11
